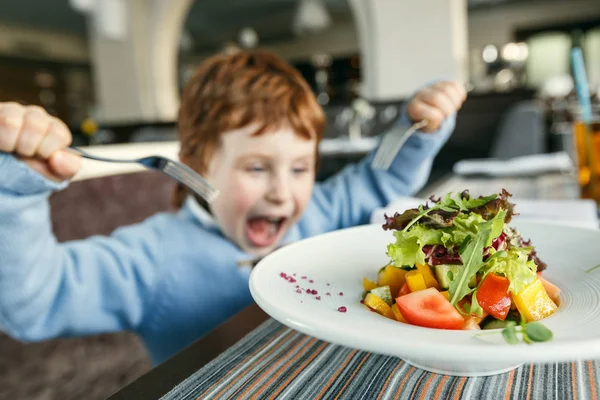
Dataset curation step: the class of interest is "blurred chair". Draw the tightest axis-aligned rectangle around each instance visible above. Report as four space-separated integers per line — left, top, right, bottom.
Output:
489 100 547 159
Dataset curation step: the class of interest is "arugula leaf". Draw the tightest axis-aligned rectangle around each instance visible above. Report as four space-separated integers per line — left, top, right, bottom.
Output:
463 194 498 209
470 189 516 223
449 211 506 306
440 192 498 212
439 205 457 213
470 292 484 317
448 222 491 305
459 234 473 254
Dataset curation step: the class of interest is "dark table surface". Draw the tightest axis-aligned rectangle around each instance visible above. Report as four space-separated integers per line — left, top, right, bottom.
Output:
108 303 269 399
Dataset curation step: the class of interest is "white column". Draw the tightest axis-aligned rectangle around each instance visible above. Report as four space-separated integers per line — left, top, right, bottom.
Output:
83 0 192 123
349 0 468 100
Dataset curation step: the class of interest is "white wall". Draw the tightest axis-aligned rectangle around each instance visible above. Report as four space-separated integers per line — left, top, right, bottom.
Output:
349 0 468 100
0 23 88 63
89 0 192 123
585 28 600 88
525 32 572 88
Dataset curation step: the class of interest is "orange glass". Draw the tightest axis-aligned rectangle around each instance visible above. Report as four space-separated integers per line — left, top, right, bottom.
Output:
573 118 600 202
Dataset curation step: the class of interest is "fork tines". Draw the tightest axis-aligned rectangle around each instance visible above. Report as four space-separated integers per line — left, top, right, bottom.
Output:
162 160 220 203
371 120 428 170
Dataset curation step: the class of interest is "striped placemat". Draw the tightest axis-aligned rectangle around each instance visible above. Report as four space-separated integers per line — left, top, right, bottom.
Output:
161 319 600 400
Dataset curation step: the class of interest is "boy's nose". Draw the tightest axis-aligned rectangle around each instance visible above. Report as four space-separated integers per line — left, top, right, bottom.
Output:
265 174 291 204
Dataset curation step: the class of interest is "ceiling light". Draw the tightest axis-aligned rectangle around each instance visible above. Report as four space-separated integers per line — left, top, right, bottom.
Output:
482 45 498 63
293 0 332 36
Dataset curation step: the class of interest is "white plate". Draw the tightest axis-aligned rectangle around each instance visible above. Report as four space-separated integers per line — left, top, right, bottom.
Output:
249 220 600 376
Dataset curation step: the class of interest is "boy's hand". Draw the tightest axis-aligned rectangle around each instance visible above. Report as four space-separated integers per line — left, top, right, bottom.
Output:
0 102 81 182
407 81 467 133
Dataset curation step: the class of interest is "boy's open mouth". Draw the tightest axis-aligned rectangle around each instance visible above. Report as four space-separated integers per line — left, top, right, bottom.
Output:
246 216 287 247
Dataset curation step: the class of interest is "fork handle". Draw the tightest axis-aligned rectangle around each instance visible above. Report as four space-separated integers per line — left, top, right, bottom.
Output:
67 147 137 164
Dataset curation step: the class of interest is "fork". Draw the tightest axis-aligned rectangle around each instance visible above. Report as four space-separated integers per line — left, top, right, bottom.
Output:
371 119 429 170
69 147 220 204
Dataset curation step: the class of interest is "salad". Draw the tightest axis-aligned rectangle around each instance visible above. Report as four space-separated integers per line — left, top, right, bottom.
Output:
362 190 560 337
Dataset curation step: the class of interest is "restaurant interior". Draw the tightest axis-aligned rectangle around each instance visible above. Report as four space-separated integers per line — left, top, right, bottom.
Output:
0 0 600 398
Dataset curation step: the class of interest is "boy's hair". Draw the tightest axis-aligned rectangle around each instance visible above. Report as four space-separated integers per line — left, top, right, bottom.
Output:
174 48 325 208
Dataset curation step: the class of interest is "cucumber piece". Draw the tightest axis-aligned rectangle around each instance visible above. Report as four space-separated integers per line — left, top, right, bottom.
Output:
481 311 520 330
368 285 393 305
481 319 513 330
434 264 477 290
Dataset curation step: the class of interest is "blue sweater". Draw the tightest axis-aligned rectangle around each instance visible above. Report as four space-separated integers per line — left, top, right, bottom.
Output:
0 113 454 365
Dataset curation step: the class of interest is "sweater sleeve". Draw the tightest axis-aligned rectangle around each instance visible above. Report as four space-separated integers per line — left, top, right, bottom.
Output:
0 153 163 341
300 108 454 235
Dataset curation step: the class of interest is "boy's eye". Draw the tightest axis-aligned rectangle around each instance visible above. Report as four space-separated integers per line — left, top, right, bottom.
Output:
293 167 308 174
246 165 266 173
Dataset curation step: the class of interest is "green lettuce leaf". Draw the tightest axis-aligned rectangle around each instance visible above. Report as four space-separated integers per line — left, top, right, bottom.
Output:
440 212 501 249
386 225 443 267
481 247 537 294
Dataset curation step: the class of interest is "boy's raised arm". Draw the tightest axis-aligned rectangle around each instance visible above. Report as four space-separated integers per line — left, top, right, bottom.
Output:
305 81 466 233
0 104 161 341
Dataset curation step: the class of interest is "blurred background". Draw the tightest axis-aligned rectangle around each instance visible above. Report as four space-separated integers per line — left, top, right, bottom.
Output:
0 0 599 398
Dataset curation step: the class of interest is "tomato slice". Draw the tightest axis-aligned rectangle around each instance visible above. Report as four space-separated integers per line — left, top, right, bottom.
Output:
395 288 463 330
475 273 511 320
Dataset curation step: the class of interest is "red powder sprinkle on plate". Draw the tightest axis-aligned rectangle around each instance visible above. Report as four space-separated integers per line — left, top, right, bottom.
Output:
337 306 347 313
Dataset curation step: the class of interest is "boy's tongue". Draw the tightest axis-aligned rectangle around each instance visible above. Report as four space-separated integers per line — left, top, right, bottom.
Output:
246 217 281 247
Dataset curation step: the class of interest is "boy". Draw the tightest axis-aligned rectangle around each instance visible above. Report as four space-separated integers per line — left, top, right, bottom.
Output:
0 49 465 365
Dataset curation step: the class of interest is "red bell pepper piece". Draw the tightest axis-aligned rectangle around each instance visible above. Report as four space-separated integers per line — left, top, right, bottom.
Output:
397 282 411 297
475 273 511 320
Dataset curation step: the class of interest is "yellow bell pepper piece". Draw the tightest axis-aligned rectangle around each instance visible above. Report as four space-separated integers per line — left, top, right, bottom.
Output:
363 277 378 292
391 303 406 322
416 264 441 290
405 270 428 292
513 278 558 322
440 290 450 300
377 265 407 296
364 293 395 320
